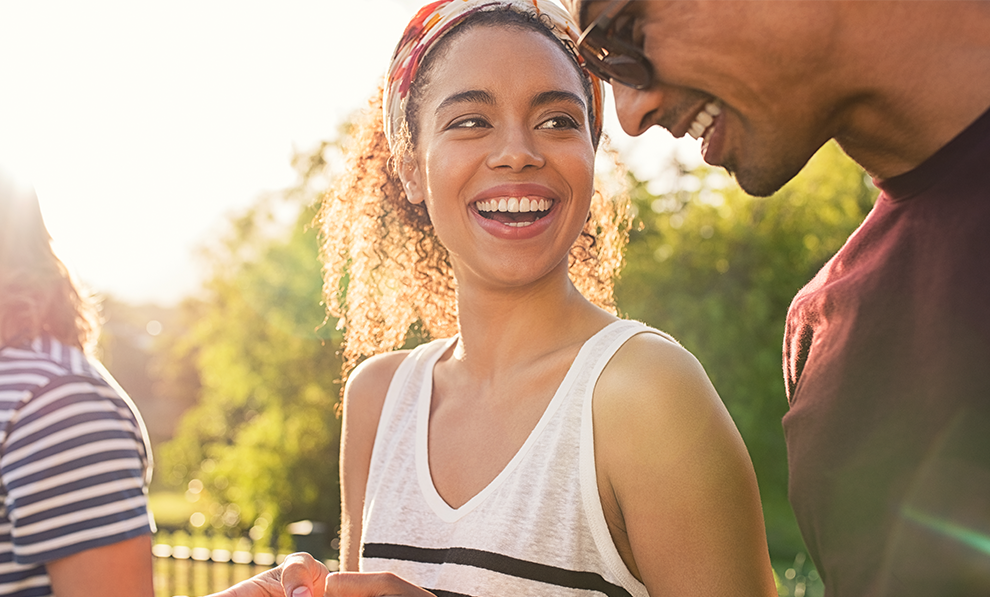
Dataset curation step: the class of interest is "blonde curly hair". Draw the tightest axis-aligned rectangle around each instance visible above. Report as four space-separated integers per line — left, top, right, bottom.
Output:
317 17 631 380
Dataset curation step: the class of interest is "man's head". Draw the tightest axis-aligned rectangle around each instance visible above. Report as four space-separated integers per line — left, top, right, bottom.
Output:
567 0 847 196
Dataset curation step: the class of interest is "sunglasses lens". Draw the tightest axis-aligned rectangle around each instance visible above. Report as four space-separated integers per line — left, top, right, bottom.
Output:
605 55 650 87
579 29 652 90
580 45 651 89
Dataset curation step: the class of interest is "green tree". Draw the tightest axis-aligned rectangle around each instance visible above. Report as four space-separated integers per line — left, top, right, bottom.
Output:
158 146 342 553
616 142 878 558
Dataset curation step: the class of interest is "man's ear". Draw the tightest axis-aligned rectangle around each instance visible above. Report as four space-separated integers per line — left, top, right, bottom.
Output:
398 157 426 205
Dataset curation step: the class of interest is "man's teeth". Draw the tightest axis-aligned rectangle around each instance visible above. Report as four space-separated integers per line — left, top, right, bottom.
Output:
688 101 722 140
475 197 553 213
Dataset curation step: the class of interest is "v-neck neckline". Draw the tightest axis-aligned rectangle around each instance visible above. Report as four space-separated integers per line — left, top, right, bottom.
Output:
414 321 625 523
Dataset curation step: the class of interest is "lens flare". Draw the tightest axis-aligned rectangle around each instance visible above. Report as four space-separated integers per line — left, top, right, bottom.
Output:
903 507 990 556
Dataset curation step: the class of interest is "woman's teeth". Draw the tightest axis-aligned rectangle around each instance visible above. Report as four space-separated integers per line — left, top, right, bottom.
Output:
476 197 553 213
688 101 722 140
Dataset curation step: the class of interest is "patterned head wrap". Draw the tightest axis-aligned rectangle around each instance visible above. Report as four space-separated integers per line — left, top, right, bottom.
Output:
383 0 605 154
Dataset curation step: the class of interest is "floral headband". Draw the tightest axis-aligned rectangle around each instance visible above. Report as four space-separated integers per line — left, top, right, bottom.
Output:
383 0 605 154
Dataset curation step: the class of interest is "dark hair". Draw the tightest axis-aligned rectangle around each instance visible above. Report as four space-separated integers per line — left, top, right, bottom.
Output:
404 7 600 153
317 9 628 381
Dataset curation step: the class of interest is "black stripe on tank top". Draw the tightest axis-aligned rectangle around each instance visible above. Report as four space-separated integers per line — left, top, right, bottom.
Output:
362 543 634 597
430 590 474 597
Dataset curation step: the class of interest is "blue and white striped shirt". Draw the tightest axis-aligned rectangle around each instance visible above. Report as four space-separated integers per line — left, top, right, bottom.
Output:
0 336 152 597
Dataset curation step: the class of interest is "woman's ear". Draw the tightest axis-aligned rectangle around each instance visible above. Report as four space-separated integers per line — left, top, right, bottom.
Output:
398 157 426 205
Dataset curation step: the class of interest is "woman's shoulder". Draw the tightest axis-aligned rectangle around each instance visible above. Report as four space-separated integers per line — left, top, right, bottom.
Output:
345 336 454 409
604 323 701 377
592 324 748 491
345 350 412 403
595 327 721 432
591 325 776 595
340 350 413 450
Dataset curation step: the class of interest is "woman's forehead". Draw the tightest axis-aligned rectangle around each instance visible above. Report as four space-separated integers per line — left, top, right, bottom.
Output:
422 26 587 104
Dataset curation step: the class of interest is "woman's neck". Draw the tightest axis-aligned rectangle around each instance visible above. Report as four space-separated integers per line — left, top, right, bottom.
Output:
448 267 616 379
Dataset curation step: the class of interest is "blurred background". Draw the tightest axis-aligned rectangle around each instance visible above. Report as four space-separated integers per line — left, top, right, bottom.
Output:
2 2 875 596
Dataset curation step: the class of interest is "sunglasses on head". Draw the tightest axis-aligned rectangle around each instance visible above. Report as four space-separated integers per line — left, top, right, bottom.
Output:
576 0 654 90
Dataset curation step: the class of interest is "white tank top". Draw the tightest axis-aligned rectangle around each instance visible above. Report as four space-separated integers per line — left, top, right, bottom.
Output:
360 320 675 597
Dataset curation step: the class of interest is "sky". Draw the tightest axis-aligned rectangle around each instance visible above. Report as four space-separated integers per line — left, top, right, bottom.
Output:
0 0 700 306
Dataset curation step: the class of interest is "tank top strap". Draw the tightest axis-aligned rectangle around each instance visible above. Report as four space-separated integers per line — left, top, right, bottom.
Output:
577 320 677 594
376 337 456 434
365 336 458 511
573 320 678 391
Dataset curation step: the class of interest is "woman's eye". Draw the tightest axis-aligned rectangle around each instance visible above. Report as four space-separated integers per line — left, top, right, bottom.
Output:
537 115 579 130
450 117 490 129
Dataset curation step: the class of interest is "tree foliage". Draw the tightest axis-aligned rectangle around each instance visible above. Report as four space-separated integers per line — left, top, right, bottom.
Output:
616 141 877 558
157 135 877 563
158 149 342 552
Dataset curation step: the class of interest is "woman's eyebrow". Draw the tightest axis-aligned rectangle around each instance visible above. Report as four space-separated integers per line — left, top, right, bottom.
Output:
435 89 586 115
532 90 586 111
436 89 496 114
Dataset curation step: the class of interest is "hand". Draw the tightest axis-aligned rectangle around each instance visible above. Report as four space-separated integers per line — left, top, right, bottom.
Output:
209 552 329 597
322 572 436 597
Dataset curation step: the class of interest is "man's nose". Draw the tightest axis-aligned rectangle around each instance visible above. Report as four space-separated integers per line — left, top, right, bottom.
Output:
612 83 667 137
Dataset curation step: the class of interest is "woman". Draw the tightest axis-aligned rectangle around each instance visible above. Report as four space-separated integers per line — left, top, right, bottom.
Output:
0 167 154 597
221 1 776 596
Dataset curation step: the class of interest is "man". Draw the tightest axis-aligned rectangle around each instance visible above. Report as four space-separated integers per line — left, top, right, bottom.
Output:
563 2 990 596
1 168 155 597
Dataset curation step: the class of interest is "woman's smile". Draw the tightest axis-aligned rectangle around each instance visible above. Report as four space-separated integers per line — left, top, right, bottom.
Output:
404 25 596 281
475 196 554 225
471 182 558 234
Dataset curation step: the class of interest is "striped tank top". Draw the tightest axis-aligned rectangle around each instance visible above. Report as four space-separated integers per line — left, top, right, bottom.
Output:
360 320 674 597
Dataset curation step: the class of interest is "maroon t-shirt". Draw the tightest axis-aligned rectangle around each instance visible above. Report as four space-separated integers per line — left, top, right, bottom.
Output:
783 106 990 597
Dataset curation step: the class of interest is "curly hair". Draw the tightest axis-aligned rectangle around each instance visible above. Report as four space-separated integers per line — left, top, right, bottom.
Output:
0 173 100 353
317 15 631 380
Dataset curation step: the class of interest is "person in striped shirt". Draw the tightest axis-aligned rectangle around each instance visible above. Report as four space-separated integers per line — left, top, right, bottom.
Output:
0 167 154 597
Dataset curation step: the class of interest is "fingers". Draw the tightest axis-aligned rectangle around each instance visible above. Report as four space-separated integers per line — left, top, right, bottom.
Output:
279 553 330 597
324 571 437 597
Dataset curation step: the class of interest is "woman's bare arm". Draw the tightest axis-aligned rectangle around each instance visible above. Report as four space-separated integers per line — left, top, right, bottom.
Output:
594 333 777 597
338 351 409 572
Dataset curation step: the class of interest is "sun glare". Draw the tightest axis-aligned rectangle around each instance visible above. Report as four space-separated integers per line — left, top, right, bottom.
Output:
0 0 685 307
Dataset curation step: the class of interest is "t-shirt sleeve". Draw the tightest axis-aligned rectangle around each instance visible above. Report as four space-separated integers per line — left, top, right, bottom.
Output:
1 374 152 564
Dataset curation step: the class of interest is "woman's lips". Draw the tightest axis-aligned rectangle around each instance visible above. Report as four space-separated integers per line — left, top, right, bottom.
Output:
470 185 558 238
471 184 557 227
474 197 554 228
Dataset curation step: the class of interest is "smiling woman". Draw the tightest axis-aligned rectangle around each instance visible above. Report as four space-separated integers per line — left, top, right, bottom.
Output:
315 9 624 376
209 2 777 596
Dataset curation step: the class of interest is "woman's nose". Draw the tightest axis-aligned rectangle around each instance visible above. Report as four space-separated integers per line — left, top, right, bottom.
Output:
486 127 546 171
